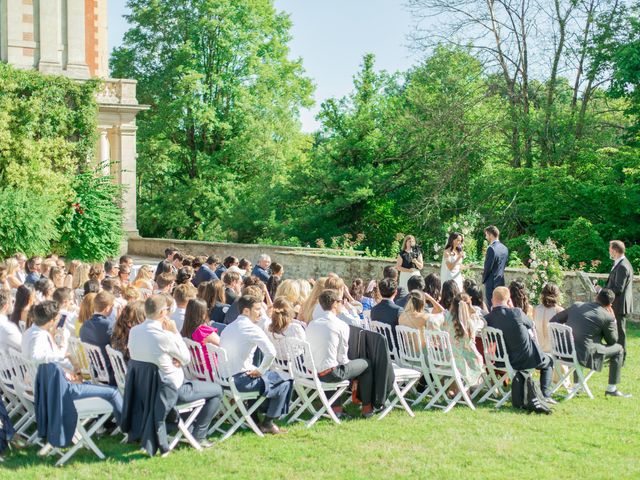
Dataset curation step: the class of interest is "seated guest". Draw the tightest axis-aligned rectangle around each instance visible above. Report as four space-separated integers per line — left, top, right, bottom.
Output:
440 280 460 312
202 280 229 324
23 301 123 422
5 258 24 289
298 277 328 324
80 291 117 384
0 289 21 352
224 285 268 326
532 283 563 353
13 253 28 284
75 293 96 337
128 295 223 446
396 275 426 309
509 280 533 317
172 252 184 270
192 256 219 287
266 298 306 363
34 277 54 302
171 283 197 332
49 267 65 289
10 284 35 328
382 266 407 304
52 287 78 341
424 273 442 311
104 260 120 279
155 272 176 295
238 258 252 277
83 279 101 296
441 294 485 387
133 264 154 290
266 262 283 301
251 254 272 283
371 278 403 338
399 290 444 331
485 287 555 401
321 276 361 327
222 270 242 305
101 277 126 321
176 266 194 286
117 264 131 288
110 300 146 362
215 256 238 280
306 290 374 418
155 248 178 279
24 256 43 285
550 289 630 398
464 281 489 316
181 299 220 377
219 294 292 434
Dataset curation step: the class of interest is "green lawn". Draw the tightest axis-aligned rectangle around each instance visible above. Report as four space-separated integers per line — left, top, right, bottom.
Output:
3 324 640 479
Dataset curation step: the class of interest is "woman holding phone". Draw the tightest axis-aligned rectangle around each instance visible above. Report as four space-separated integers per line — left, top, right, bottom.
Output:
441 232 466 291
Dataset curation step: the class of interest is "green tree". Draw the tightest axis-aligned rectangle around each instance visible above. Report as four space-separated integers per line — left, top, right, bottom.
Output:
110 0 313 241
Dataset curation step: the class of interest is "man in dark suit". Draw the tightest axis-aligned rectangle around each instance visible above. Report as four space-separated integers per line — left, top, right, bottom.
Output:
485 287 555 401
382 266 408 304
396 275 425 309
604 240 634 364
79 291 117 385
371 278 404 349
482 226 509 308
550 289 630 398
192 256 219 287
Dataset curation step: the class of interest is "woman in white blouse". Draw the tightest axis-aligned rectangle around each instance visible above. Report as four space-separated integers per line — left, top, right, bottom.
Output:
266 298 306 364
440 232 466 291
532 283 564 353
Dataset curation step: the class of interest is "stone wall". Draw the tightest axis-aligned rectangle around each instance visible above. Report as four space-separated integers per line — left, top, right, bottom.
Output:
128 237 640 320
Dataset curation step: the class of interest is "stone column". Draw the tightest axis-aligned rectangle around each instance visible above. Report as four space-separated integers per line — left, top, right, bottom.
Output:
99 128 110 175
4 0 25 65
65 0 89 78
38 0 62 73
117 126 139 237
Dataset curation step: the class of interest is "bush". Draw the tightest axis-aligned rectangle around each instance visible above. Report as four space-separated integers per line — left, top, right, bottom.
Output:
525 237 566 299
554 217 607 271
0 188 60 257
55 167 124 261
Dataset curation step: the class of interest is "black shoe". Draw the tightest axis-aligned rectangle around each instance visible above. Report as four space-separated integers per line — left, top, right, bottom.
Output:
605 389 632 398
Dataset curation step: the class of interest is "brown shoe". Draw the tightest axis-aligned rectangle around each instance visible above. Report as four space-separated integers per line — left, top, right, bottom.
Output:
259 423 287 435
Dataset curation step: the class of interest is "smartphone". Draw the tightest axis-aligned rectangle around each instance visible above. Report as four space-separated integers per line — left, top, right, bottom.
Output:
57 314 68 329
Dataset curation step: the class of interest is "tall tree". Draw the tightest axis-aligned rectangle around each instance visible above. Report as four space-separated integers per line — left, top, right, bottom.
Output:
111 0 313 240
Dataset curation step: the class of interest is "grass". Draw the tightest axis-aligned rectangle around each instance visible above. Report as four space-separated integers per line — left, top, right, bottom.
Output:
3 324 640 479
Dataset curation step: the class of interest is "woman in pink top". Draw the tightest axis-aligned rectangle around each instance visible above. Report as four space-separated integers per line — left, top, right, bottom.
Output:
181 298 220 377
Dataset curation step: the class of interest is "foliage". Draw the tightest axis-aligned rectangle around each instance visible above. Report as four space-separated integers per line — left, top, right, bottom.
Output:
110 0 313 242
0 188 60 257
525 238 566 299
55 167 124 261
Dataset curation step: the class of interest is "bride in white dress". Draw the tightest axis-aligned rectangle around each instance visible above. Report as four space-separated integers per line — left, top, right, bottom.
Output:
440 232 466 291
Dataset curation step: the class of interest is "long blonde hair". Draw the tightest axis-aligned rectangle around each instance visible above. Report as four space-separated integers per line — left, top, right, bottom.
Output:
5 258 20 277
73 263 91 289
298 277 328 323
133 264 153 285
275 279 301 306
269 298 295 336
78 293 97 329
402 235 416 251
297 279 312 303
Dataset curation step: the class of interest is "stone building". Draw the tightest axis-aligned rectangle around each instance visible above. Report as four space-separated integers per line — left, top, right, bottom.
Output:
0 0 143 236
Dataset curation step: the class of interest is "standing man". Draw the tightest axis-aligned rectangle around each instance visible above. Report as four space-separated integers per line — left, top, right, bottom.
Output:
482 226 509 308
604 240 634 363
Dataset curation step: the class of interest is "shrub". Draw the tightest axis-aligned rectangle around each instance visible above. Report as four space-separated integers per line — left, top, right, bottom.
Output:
525 237 566 299
0 188 60 257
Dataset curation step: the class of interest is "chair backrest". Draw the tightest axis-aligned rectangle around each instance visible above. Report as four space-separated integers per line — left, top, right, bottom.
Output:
395 325 426 369
204 343 231 388
481 327 512 372
549 323 577 362
370 321 398 361
268 336 291 374
7 349 36 403
183 337 213 382
105 345 128 394
424 330 456 375
285 338 319 384
0 351 18 396
68 336 91 377
82 342 110 384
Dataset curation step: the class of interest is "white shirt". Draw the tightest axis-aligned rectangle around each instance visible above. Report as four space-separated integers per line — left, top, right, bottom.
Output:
266 322 306 361
60 309 78 337
21 324 73 370
312 301 361 327
219 315 276 376
128 319 191 389
170 307 186 332
305 311 350 372
0 314 22 352
16 270 26 283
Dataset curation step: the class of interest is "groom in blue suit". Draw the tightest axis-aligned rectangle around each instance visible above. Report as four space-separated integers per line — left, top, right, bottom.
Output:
482 226 509 308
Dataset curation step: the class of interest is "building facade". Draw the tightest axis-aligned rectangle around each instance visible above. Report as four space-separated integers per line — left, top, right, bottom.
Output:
0 0 142 236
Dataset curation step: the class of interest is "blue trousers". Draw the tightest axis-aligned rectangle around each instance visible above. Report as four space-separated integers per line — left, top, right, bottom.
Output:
177 380 223 440
233 371 292 419
68 382 123 424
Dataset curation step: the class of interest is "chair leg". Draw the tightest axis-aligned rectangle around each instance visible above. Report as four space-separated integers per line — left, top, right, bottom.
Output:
307 386 346 428
168 405 203 451
55 413 110 466
379 377 418 420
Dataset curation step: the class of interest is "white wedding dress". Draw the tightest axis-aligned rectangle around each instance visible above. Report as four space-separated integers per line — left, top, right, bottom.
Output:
440 251 464 291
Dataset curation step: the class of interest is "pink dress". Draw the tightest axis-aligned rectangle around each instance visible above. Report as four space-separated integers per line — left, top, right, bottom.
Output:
191 324 217 378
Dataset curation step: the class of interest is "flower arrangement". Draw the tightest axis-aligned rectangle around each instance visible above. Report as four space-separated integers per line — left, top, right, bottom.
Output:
525 237 566 299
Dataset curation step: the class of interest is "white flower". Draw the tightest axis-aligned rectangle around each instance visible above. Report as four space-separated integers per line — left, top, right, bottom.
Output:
433 244 439 252
464 220 469 226
530 252 537 260
433 255 438 260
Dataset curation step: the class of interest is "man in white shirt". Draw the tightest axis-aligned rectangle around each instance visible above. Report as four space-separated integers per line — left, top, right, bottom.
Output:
128 295 222 446
22 301 123 423
0 289 21 352
219 294 292 434
306 289 374 418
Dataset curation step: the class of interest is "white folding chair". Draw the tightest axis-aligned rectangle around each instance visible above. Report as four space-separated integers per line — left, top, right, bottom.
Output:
394 326 437 407
82 343 111 385
182 338 213 382
205 344 266 440
285 338 350 428
6 350 40 444
424 330 476 413
68 337 91 379
549 323 595 400
0 351 34 440
370 321 399 364
378 326 422 419
478 327 516 408
105 346 127 395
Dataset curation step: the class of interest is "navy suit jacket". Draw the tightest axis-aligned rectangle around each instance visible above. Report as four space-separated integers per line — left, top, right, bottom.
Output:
371 298 404 350
80 313 116 384
251 265 271 283
482 241 509 289
485 306 543 370
192 264 219 287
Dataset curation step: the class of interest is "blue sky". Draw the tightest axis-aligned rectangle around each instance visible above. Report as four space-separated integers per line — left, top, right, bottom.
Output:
108 0 418 131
